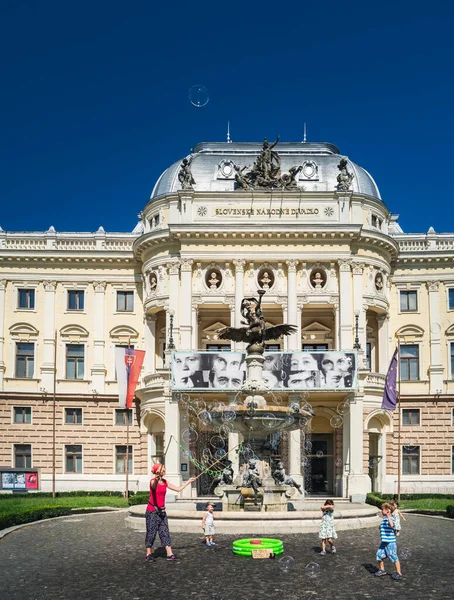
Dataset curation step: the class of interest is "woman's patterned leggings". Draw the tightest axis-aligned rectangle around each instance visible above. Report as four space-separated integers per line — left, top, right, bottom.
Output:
145 510 172 548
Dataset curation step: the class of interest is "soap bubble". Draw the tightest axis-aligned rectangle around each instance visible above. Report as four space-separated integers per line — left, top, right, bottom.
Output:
215 448 227 460
400 548 412 560
217 424 232 438
173 391 182 401
210 435 225 449
222 409 236 423
189 85 209 107
304 441 312 453
316 450 324 458
368 458 377 468
261 413 278 429
337 401 350 416
181 428 198 444
240 445 254 460
278 556 295 572
304 562 320 578
335 458 343 467
330 415 343 428
284 414 295 426
301 456 309 467
198 410 212 425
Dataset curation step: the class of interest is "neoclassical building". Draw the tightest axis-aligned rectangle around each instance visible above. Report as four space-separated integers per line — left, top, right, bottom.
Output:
0 138 453 500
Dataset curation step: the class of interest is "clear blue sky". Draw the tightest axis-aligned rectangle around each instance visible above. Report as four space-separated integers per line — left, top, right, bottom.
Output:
1 0 453 234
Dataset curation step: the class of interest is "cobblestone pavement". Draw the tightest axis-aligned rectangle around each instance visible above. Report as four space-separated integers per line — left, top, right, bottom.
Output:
0 512 453 600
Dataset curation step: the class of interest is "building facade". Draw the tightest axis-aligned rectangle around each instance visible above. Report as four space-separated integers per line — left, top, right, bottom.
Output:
1 139 453 500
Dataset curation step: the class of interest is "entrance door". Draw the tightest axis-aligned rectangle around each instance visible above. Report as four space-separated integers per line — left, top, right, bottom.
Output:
307 434 334 495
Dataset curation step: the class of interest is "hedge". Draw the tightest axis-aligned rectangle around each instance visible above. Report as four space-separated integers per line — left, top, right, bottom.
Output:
366 493 384 509
0 506 72 530
128 493 149 506
0 491 127 500
447 505 454 519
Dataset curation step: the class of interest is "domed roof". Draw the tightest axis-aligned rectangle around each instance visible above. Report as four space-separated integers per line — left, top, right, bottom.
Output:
150 141 381 201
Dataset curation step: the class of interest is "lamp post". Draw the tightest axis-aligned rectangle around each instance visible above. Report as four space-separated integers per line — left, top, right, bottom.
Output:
168 308 175 351
353 309 361 350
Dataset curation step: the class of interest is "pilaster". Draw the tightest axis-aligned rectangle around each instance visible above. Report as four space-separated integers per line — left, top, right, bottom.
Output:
427 280 444 393
338 260 352 349
91 281 107 393
0 280 6 390
286 259 299 350
179 259 193 350
41 280 57 390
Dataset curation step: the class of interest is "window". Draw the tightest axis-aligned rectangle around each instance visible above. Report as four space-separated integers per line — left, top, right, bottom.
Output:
66 344 84 380
152 433 164 464
400 344 419 381
449 289 454 310
400 290 417 312
115 445 133 473
366 342 372 371
16 343 34 378
115 409 133 425
68 290 84 311
266 344 281 351
206 344 230 351
402 408 420 425
452 447 454 475
117 291 134 312
402 445 420 475
371 215 383 229
18 288 35 309
65 408 83 424
14 444 31 468
65 445 82 473
302 344 328 351
451 343 454 379
13 406 31 424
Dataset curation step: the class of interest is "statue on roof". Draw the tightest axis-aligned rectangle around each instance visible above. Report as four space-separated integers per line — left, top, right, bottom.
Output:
336 157 354 191
233 164 251 189
178 157 196 190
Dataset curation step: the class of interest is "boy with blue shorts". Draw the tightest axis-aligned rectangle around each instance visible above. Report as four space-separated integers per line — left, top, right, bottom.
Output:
375 502 402 581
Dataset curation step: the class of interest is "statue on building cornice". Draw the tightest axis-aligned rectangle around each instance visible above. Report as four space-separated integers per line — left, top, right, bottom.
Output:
178 157 196 190
336 157 354 191
233 164 251 189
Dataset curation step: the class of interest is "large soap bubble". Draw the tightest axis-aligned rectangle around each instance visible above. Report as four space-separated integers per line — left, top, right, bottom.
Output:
304 562 320 578
189 85 209 107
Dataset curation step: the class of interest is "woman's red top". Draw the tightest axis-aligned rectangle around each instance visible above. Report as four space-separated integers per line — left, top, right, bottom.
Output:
146 478 168 512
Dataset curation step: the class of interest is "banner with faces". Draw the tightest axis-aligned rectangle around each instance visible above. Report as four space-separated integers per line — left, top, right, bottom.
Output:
171 350 357 391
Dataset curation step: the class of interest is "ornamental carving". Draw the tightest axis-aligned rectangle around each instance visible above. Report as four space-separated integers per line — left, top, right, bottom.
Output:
180 259 193 273
43 280 57 292
233 137 303 190
310 268 327 290
233 259 246 272
427 280 440 292
286 259 299 272
336 157 354 191
352 262 364 275
93 281 106 292
178 157 196 190
338 259 352 272
167 262 180 276
258 268 275 290
375 272 384 293
205 268 222 290
0 279 6 290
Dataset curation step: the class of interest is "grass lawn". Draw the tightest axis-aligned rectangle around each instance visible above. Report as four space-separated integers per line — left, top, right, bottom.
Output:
399 498 454 511
0 495 129 517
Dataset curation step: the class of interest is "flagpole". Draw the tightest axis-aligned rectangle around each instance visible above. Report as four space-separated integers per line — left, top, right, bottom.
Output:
125 336 131 499
397 338 401 502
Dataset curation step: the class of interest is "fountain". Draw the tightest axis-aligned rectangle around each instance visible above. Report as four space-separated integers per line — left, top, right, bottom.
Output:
183 290 314 512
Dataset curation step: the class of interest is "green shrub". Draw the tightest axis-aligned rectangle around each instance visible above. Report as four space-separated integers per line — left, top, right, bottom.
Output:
128 493 149 506
447 505 454 519
0 505 72 530
0 490 125 500
366 493 384 508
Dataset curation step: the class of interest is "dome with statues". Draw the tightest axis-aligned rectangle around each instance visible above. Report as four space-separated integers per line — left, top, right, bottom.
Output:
150 140 381 201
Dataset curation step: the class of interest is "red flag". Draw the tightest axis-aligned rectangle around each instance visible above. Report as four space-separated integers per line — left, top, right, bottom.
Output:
115 348 145 408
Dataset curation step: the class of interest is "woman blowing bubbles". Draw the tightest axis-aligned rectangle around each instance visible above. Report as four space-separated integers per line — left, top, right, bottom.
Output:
145 463 195 561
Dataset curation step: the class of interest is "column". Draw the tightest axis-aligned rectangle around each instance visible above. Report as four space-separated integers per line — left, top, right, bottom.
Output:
91 281 107 394
286 259 299 350
191 305 199 349
347 392 371 501
427 281 444 393
338 260 353 349
0 280 6 390
164 394 182 488
233 259 246 351
167 261 180 349
179 259 193 350
41 280 57 391
143 314 157 375
377 313 389 374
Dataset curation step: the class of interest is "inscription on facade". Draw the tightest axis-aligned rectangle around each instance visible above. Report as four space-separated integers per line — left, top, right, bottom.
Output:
212 206 328 217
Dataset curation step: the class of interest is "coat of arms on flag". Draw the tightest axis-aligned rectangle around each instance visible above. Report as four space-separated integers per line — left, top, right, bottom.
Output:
115 347 145 409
